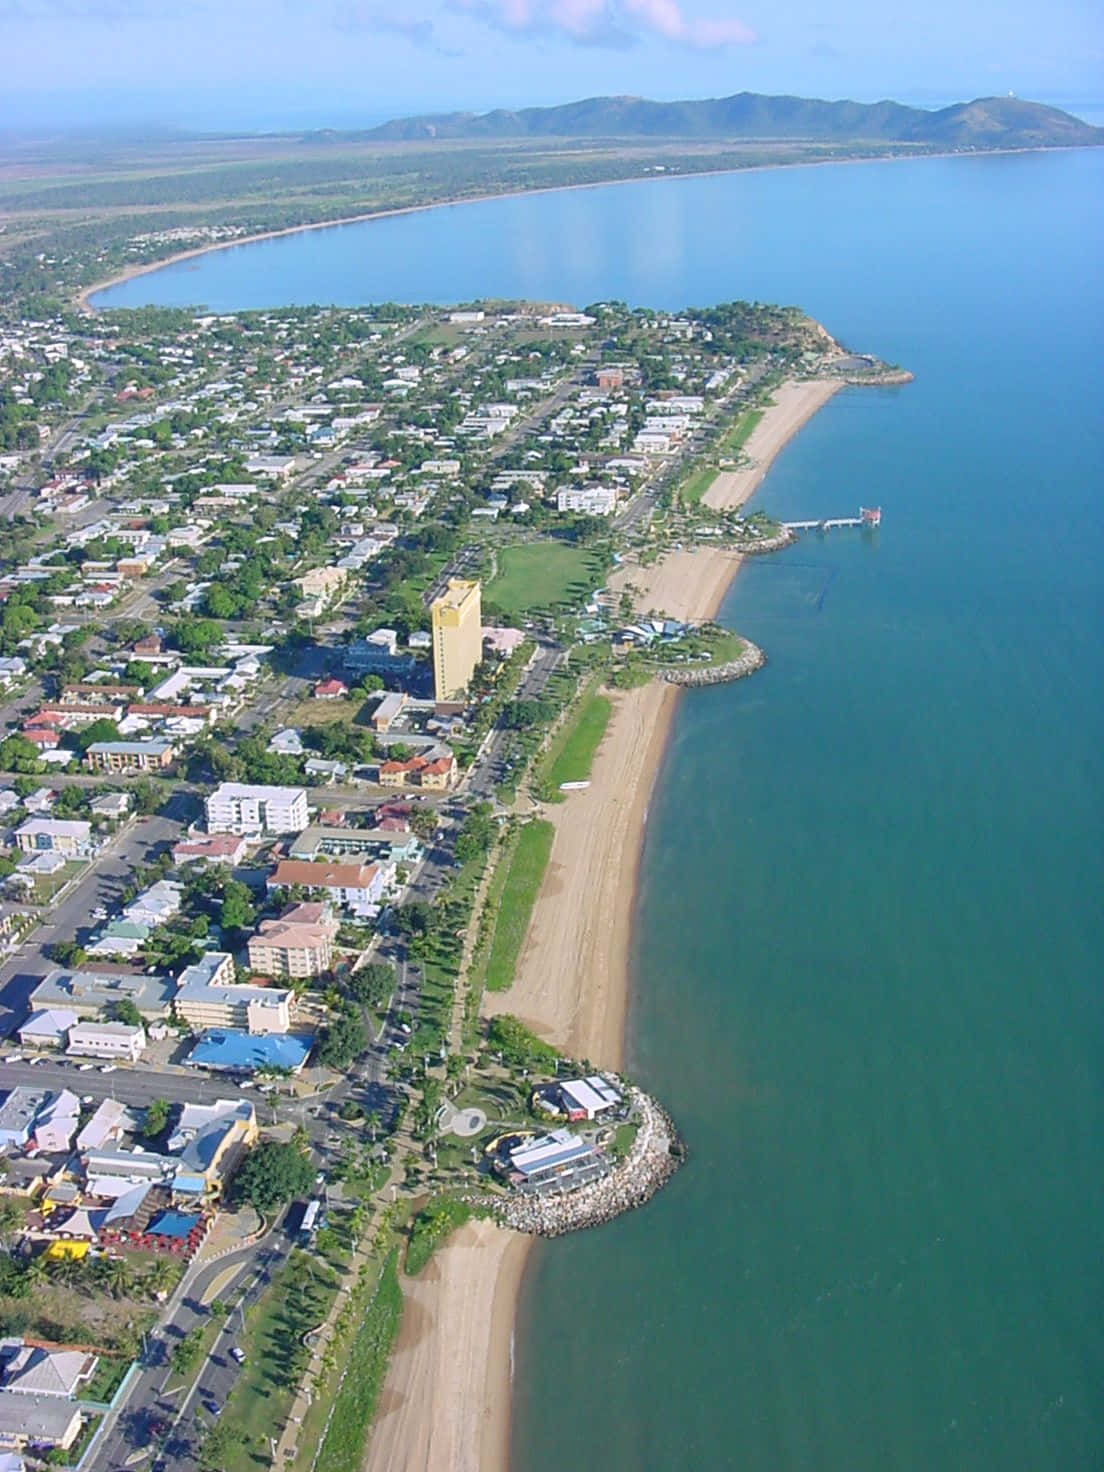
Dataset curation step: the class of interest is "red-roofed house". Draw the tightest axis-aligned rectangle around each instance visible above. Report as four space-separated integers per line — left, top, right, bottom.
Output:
313 678 349 700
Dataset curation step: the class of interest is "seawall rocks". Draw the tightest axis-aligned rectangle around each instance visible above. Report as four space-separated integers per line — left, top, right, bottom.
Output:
467 1087 684 1239
663 640 766 687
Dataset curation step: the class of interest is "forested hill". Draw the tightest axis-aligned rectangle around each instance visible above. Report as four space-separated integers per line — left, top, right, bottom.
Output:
365 93 1102 149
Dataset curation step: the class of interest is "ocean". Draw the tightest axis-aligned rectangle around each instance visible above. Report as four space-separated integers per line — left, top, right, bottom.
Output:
99 147 1104 1469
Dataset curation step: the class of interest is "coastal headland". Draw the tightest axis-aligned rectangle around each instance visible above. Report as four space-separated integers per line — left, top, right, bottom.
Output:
365 373 844 1472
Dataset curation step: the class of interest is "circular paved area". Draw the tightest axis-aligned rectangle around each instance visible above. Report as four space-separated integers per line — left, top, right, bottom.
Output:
439 1099 488 1137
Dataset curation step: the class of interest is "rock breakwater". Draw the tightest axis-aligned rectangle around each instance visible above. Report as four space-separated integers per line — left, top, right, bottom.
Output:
663 640 766 687
468 1088 684 1238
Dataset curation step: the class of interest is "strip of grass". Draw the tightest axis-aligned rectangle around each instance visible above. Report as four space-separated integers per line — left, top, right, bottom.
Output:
314 1251 404 1472
722 406 764 453
542 689 612 799
405 1198 474 1276
484 819 554 992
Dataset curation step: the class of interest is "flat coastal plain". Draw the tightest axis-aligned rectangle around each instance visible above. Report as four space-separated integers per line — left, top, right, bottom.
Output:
364 380 828 1472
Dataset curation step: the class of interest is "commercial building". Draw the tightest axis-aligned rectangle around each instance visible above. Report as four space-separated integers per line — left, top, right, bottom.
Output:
84 738 175 773
205 782 309 836
30 969 176 1021
370 691 407 731
66 1021 146 1062
247 903 338 980
185 1030 313 1075
506 1129 603 1188
0 1389 83 1452
430 578 482 704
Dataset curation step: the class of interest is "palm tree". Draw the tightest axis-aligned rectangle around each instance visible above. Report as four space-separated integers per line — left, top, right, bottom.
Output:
144 1257 177 1299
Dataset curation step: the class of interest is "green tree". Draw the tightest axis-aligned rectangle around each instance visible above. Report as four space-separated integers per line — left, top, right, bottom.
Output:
109 998 142 1028
0 734 43 774
316 1009 368 1070
219 880 256 934
143 1098 171 1140
233 1140 315 1216
346 962 395 1009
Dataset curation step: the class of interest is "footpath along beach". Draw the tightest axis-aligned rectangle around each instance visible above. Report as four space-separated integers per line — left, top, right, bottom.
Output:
364 378 838 1472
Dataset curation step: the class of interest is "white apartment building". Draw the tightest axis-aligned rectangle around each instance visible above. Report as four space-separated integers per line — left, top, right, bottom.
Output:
556 485 618 516
205 783 309 836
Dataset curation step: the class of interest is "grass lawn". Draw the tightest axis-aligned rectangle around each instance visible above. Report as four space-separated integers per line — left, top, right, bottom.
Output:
78 1356 130 1405
213 1251 339 1472
542 688 612 798
484 820 554 992
287 696 368 728
489 540 605 618
680 462 719 505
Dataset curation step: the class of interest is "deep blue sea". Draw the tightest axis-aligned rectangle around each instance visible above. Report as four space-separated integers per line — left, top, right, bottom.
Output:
99 148 1104 1470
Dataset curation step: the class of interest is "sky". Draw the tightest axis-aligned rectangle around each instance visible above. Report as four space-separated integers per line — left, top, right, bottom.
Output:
0 0 1101 132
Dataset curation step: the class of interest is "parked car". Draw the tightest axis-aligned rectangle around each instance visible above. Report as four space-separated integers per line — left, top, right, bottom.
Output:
77 1063 95 1072
99 1064 117 1074
230 1347 246 1364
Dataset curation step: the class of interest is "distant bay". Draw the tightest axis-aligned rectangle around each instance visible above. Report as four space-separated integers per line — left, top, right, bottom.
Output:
103 148 1104 1469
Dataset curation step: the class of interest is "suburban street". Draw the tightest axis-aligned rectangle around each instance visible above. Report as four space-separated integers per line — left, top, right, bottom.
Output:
0 801 192 1038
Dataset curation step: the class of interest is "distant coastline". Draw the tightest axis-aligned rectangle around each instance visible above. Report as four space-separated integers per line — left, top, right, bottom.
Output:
78 142 1085 313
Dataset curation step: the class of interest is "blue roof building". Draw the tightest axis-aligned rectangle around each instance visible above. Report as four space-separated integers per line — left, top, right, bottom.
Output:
185 1029 313 1074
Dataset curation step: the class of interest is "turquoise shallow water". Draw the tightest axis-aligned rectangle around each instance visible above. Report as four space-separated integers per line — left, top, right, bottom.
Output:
106 149 1104 1469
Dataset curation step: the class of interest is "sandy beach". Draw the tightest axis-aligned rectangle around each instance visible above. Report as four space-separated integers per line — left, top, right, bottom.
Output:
703 378 842 512
365 382 836 1472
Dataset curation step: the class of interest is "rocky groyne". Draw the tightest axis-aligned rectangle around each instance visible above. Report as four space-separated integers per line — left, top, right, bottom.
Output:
663 639 766 687
467 1088 684 1238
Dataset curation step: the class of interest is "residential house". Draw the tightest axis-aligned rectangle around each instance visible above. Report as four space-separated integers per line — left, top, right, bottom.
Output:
378 753 456 791
171 833 249 867
18 1009 79 1051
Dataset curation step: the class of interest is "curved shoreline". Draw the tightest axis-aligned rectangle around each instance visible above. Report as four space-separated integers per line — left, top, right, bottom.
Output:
367 373 846 1470
78 142 1075 312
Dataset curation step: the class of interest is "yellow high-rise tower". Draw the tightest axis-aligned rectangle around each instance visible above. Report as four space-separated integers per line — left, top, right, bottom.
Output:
431 579 482 703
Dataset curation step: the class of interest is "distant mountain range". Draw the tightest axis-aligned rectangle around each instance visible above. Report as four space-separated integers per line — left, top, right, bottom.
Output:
366 93 1102 150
